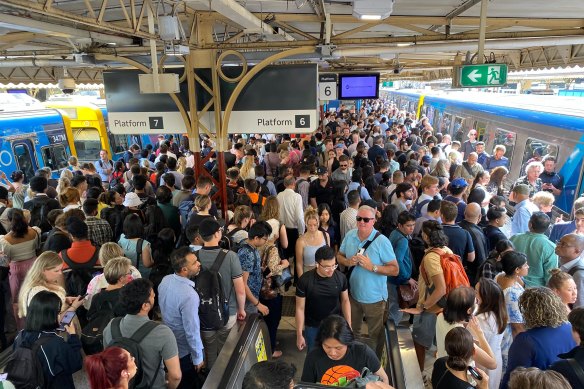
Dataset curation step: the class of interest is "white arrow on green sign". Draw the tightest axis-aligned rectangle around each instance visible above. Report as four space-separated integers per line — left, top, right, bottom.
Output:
459 64 508 87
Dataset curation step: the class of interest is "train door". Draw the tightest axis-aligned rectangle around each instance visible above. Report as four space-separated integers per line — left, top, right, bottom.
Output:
441 113 452 136
453 117 465 140
12 139 38 183
474 120 487 142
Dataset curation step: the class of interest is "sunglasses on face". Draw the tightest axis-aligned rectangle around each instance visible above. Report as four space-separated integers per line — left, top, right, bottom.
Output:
356 216 374 223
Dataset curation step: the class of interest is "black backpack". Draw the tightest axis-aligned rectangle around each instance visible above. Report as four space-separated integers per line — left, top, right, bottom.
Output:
410 197 432 219
107 318 161 389
224 228 245 253
250 195 264 219
5 335 52 389
81 299 115 355
258 181 271 198
61 247 101 298
101 206 125 241
26 200 49 232
194 249 229 331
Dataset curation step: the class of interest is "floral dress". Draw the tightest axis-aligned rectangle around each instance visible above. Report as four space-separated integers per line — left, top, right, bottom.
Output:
499 276 524 374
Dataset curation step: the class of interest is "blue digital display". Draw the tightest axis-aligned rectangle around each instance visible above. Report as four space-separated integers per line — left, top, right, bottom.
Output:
338 73 380 99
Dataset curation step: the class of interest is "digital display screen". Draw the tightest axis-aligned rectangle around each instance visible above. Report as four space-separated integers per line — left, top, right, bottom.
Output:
338 74 380 99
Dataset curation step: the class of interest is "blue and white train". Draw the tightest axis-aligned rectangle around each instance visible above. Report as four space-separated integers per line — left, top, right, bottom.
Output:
386 90 584 213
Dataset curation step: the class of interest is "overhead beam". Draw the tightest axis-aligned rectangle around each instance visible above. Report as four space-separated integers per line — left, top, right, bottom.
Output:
332 21 383 40
209 28 584 49
0 0 157 40
273 20 316 41
388 22 442 36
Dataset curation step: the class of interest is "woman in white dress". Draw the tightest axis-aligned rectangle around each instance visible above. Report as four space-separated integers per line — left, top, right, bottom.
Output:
475 278 509 389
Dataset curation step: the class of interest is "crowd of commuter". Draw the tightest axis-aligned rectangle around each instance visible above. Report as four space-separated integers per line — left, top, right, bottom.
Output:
0 98 581 389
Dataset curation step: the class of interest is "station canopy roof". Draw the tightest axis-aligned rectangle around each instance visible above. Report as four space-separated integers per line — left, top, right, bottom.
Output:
0 0 583 83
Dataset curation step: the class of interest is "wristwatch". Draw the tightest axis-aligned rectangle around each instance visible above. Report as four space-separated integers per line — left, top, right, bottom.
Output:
372 265 378 273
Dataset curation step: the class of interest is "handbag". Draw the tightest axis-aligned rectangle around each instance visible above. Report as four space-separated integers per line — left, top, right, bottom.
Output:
398 284 419 309
260 246 278 300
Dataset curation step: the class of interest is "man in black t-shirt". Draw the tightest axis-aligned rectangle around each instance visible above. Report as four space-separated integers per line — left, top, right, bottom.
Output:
295 246 350 352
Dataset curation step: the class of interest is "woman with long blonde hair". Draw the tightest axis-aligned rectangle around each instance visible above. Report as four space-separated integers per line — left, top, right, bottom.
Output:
295 207 330 277
239 155 256 180
18 251 84 319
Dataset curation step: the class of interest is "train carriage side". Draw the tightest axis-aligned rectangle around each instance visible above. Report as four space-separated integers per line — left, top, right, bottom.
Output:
418 94 584 213
0 109 72 182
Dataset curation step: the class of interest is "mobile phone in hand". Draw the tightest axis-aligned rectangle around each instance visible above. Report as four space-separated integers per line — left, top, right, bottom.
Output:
467 366 482 381
58 311 76 331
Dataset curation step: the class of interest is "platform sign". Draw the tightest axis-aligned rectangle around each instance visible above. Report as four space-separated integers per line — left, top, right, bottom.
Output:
319 74 337 101
104 64 318 134
459 64 508 87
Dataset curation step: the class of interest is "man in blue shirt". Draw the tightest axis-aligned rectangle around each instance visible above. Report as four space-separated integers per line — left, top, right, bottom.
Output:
475 141 490 168
238 221 271 316
158 247 204 388
337 205 399 358
95 149 113 186
484 144 509 171
511 184 539 236
388 212 416 325
539 156 564 198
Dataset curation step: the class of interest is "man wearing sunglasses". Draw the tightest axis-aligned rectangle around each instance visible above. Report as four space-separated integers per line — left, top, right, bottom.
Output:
337 205 399 358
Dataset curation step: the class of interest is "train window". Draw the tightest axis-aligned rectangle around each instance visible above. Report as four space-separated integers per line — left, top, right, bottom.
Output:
453 117 464 139
493 128 516 162
474 121 487 142
13 143 35 183
109 133 128 154
41 145 68 171
520 138 559 174
441 113 452 134
426 106 435 126
73 128 101 161
433 110 440 129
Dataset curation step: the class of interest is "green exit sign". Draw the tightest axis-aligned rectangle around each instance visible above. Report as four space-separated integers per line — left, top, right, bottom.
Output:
382 81 394 87
459 64 508 87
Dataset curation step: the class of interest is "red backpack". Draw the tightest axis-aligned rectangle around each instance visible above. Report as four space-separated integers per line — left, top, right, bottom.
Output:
421 247 470 308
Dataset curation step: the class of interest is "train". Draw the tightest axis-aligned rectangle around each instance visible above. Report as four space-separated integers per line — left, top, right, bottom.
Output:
387 90 584 213
0 93 174 182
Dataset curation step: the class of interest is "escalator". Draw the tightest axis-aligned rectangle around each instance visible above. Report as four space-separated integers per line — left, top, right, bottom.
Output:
203 315 423 389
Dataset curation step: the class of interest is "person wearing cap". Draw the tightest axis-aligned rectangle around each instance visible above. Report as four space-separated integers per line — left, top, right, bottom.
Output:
461 129 478 159
309 166 335 209
443 178 468 224
421 155 432 175
197 218 246 369
122 192 145 223
512 161 543 199
510 184 539 236
510 212 558 288
454 152 484 183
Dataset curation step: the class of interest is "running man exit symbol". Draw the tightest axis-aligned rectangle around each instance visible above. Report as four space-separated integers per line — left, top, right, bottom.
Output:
459 64 508 87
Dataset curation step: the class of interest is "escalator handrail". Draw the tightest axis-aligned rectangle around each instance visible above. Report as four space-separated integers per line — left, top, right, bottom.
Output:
385 321 406 389
209 313 267 389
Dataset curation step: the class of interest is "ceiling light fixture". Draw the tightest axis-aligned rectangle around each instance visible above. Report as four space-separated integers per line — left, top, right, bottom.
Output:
352 0 394 21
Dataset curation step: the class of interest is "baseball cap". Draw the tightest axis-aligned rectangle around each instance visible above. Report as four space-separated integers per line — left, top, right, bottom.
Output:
199 218 221 238
422 155 432 163
335 143 345 149
317 166 328 175
451 177 468 189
